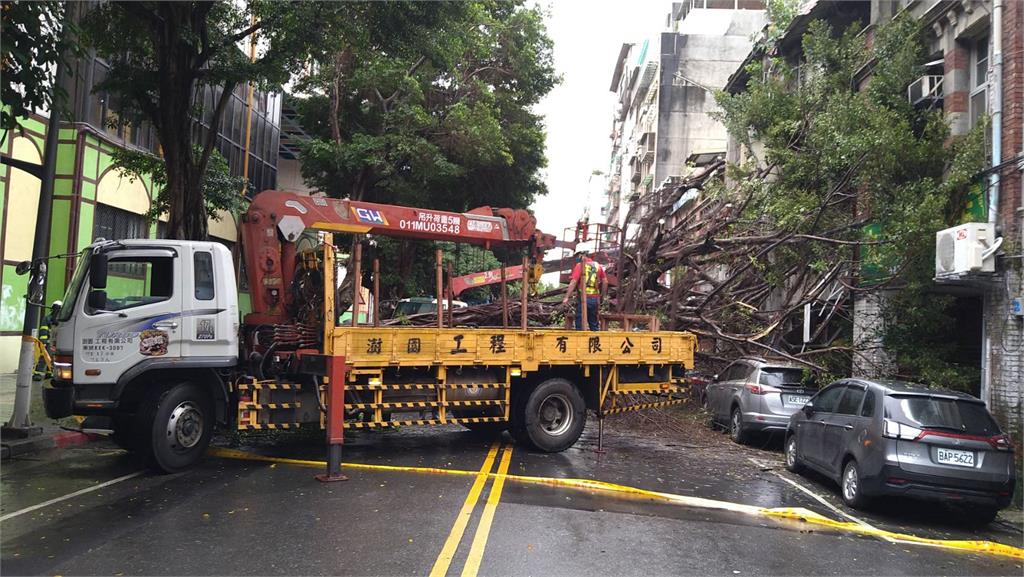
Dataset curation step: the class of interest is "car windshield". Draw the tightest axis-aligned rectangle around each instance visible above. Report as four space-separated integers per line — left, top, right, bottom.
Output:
886 395 1001 436
55 248 92 323
759 368 805 387
393 301 432 317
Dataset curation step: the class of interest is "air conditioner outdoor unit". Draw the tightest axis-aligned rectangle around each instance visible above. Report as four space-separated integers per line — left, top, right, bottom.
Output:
935 222 999 279
907 75 943 106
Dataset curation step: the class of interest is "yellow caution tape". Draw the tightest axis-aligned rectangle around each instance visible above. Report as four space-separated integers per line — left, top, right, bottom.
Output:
206 447 1024 560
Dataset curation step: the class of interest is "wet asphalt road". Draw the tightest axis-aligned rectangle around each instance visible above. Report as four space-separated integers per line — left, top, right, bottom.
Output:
2 414 1022 576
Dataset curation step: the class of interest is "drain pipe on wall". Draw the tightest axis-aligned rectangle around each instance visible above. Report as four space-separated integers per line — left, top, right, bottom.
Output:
982 0 1003 407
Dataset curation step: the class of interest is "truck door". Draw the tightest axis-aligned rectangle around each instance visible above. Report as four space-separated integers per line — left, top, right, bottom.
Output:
74 249 183 384
179 243 239 360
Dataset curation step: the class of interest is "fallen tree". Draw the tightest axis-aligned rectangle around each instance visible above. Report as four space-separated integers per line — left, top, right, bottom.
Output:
612 16 987 385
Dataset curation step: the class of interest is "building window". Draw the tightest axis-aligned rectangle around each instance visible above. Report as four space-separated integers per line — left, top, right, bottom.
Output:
94 204 149 277
94 204 146 242
969 35 990 129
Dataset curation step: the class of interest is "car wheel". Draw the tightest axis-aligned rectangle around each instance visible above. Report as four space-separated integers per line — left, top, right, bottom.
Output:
841 459 870 509
729 406 749 444
785 434 804 473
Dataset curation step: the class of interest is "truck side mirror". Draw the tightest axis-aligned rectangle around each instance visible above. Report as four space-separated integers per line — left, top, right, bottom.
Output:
87 289 107 311
90 254 108 289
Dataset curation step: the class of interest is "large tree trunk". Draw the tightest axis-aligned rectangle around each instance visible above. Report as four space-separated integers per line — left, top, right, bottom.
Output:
154 3 209 240
162 122 208 240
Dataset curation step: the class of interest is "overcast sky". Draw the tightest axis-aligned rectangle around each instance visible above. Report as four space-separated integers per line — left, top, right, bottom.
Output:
531 0 670 243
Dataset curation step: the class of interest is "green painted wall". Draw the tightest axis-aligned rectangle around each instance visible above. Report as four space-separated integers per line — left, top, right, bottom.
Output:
1 264 28 332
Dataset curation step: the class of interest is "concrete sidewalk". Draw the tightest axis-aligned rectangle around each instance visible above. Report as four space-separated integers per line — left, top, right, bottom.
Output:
0 373 92 458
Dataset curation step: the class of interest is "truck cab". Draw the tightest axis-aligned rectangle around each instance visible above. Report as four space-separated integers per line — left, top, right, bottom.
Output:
44 239 239 472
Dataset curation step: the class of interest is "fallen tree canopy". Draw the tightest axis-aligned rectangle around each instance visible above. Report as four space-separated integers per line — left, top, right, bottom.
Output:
610 16 987 384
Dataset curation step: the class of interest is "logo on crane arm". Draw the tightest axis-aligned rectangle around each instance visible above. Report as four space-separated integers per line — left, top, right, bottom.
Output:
352 207 389 226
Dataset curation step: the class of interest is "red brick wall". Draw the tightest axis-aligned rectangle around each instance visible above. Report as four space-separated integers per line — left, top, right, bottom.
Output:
1000 0 1023 243
944 42 969 116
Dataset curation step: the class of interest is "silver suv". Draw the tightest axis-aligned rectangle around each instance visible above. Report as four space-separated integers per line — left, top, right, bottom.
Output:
785 379 1015 523
705 357 817 444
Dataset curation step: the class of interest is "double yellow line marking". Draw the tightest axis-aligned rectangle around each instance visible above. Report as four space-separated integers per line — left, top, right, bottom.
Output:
427 441 513 577
461 445 514 577
206 447 1024 561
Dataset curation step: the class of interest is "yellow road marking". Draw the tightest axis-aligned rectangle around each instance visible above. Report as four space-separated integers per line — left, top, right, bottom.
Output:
770 470 896 544
428 442 500 577
461 444 514 577
207 447 1024 561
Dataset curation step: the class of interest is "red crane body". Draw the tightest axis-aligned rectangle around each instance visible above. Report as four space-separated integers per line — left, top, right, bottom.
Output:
239 190 556 324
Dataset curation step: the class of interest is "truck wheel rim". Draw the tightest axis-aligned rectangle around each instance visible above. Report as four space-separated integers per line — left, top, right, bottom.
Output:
538 393 572 437
167 401 204 451
843 465 858 501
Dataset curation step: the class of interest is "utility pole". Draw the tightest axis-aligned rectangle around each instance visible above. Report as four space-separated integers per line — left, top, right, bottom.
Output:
1 53 65 438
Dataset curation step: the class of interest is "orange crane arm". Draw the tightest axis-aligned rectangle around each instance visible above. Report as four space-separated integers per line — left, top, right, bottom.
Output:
240 190 556 323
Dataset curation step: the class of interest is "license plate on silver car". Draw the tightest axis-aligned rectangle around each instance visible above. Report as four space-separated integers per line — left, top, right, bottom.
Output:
936 448 975 467
785 395 810 406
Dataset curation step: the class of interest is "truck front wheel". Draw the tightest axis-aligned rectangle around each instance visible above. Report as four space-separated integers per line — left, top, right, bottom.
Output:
140 382 214 473
517 378 586 452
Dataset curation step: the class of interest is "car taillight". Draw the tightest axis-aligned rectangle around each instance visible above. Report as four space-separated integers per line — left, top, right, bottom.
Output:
882 419 923 440
745 384 781 395
989 434 1012 451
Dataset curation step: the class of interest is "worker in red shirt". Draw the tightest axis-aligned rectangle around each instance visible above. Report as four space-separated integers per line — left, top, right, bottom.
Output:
562 243 607 331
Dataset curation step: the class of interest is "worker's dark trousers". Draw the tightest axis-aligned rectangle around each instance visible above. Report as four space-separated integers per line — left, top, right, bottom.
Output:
575 297 600 331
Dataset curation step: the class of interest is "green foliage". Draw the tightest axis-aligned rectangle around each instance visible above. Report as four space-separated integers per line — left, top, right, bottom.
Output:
295 1 555 298
763 0 801 45
79 1 344 238
1 0 79 131
296 0 556 212
716 15 988 383
110 145 248 224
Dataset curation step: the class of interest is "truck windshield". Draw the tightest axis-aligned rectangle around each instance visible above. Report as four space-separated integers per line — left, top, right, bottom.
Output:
55 248 92 323
885 395 1001 436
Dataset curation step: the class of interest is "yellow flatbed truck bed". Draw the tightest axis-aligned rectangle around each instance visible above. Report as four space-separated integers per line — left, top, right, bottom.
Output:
238 246 697 479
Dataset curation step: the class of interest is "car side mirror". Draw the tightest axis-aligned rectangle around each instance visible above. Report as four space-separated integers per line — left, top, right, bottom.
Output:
802 402 814 416
87 289 107 311
90 254 108 289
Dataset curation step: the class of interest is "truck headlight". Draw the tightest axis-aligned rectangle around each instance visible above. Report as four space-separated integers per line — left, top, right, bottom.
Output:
54 360 72 381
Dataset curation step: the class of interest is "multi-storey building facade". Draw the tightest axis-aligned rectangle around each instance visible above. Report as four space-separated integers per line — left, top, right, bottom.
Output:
604 1 766 230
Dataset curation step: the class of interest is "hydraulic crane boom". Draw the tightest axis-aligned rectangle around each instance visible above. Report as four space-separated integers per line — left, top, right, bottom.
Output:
240 190 556 324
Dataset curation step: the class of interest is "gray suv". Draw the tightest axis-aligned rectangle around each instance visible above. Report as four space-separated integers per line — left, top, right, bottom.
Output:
705 357 817 444
786 379 1015 522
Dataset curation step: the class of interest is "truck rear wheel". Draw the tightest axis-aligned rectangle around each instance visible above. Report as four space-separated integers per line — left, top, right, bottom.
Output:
516 377 586 452
139 381 214 474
